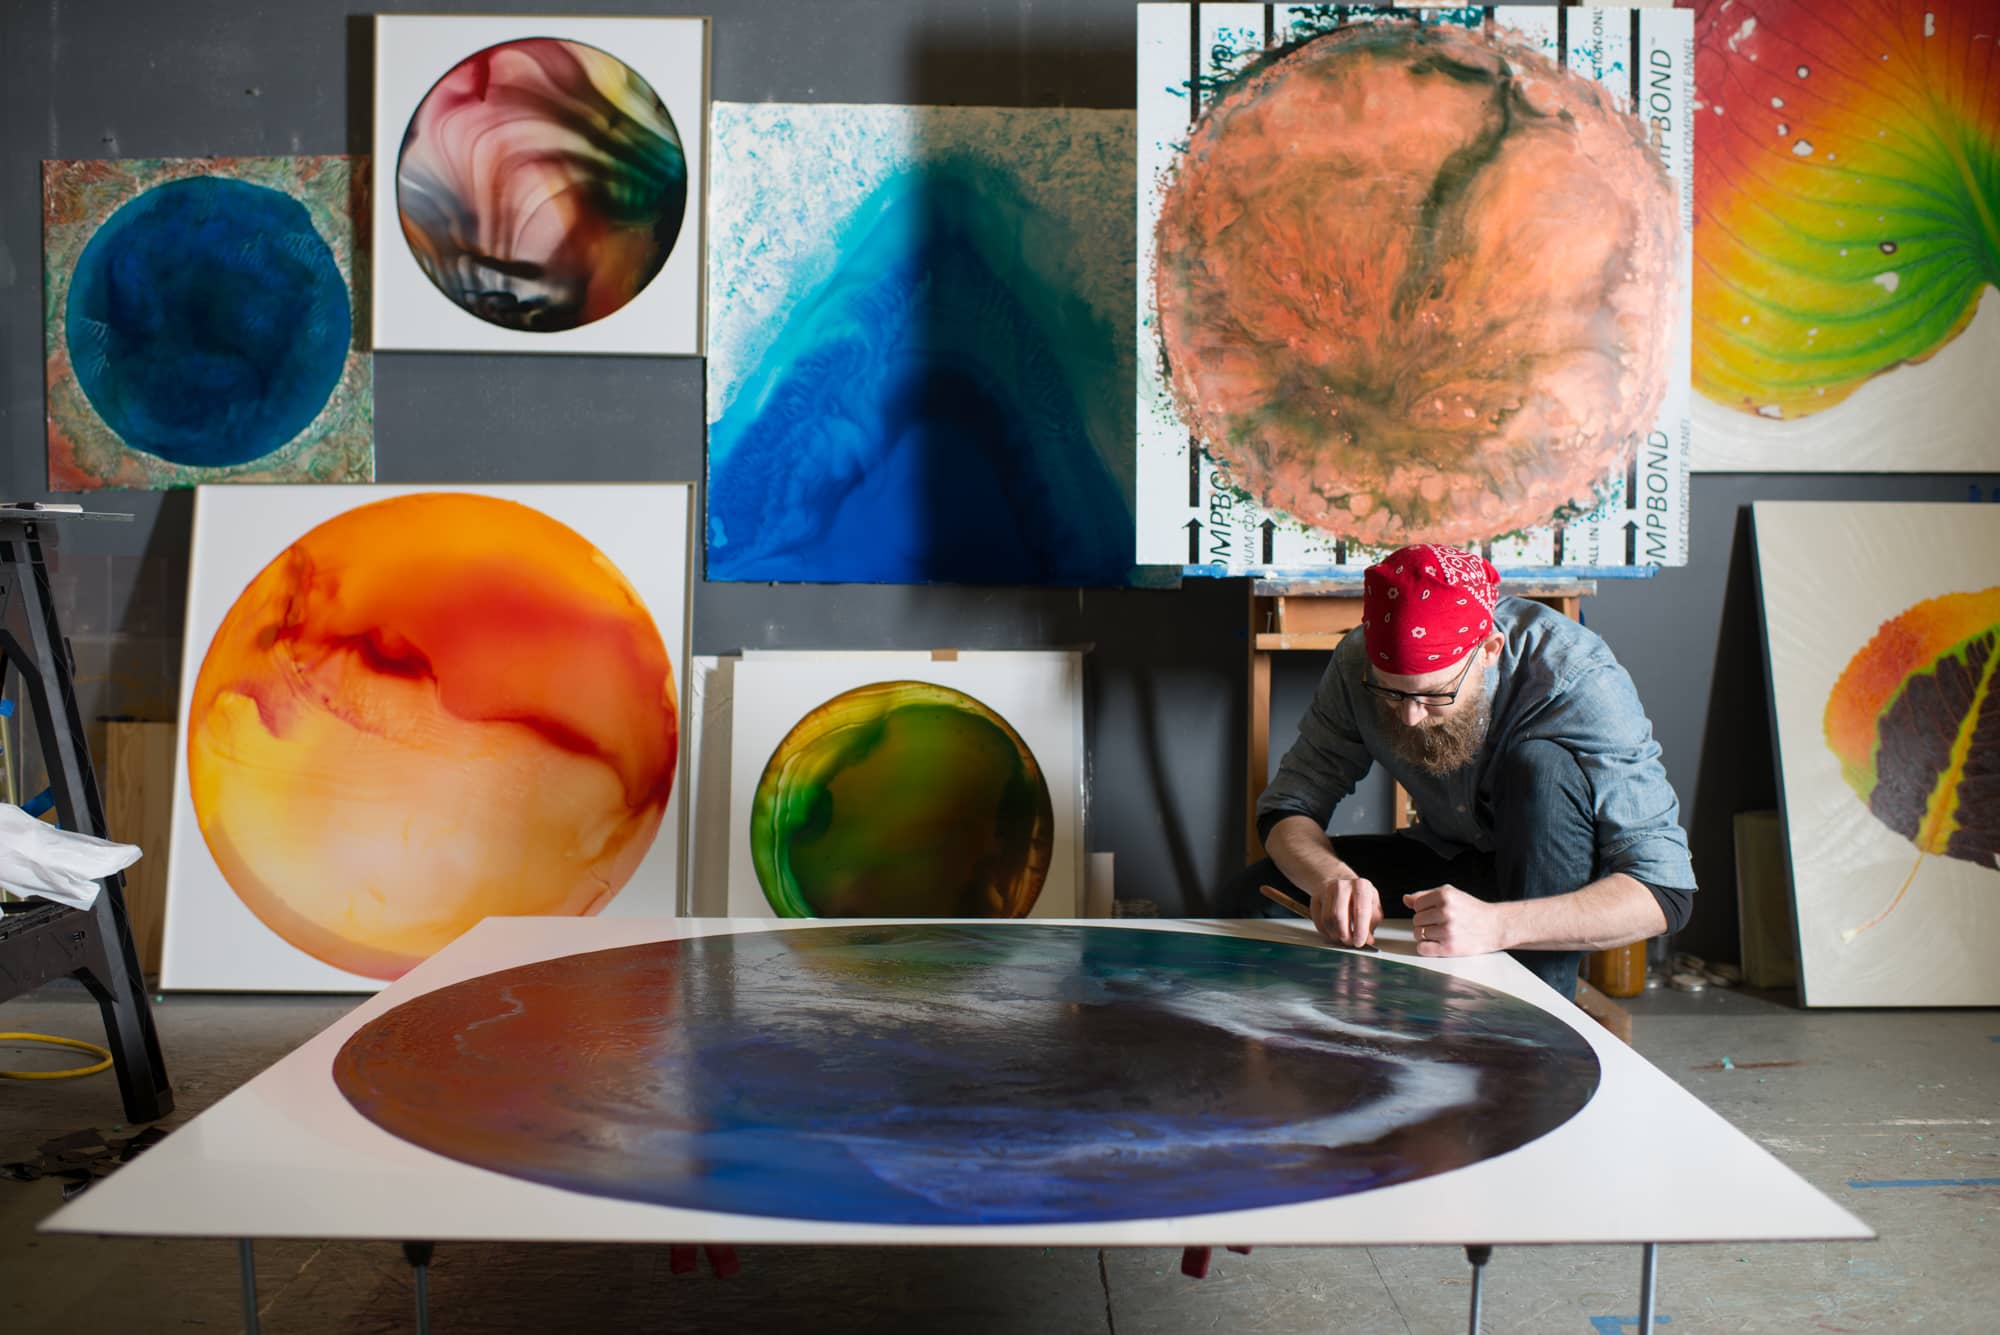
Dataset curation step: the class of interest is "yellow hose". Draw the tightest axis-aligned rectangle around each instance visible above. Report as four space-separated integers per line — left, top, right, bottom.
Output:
0 1031 113 1080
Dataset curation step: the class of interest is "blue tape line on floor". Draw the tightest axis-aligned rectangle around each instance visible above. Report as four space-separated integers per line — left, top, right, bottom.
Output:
1588 1316 1673 1333
1847 1178 2000 1189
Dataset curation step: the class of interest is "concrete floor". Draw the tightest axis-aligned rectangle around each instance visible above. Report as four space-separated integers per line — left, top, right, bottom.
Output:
3 981 1996 1334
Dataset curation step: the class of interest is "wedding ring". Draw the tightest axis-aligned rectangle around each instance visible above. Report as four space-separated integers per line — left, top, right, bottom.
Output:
1418 926 1427 942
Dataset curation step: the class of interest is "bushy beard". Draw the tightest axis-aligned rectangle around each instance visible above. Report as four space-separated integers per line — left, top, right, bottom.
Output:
1377 689 1492 777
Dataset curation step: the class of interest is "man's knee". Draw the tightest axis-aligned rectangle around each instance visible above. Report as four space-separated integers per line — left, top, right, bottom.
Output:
1495 738 1588 805
1491 739 1597 890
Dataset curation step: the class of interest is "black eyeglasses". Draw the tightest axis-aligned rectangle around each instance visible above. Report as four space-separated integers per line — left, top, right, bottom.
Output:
1364 651 1480 708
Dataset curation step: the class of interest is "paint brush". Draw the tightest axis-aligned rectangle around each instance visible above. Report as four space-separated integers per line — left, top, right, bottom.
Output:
1258 884 1378 952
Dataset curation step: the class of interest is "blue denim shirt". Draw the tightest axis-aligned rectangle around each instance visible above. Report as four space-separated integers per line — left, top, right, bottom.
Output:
1258 598 1697 892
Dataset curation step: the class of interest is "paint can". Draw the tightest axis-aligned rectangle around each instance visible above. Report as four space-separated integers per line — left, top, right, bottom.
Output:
1586 941 1648 999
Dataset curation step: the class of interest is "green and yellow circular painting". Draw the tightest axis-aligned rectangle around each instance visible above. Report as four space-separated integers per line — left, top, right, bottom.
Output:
750 682 1054 918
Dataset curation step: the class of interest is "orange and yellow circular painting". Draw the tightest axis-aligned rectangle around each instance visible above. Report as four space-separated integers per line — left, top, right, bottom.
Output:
187 492 678 980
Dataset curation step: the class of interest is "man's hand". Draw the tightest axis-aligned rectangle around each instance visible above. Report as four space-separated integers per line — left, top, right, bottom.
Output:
1309 871 1383 948
1403 886 1509 957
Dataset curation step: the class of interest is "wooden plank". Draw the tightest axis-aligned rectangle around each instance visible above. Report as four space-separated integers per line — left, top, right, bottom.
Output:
1253 633 1356 652
104 720 175 978
1270 597 1365 636
1392 782 1413 830
1247 611 1273 861
1573 978 1634 1046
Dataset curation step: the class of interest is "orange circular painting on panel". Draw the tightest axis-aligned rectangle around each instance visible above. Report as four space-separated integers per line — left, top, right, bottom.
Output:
187 492 678 980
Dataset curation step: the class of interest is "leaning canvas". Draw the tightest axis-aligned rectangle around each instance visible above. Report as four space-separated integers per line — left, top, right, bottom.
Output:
1754 502 2000 1007
1136 4 1694 572
43 155 372 491
706 103 1136 585
1690 1 2000 471
372 15 708 355
160 484 694 991
715 652 1085 919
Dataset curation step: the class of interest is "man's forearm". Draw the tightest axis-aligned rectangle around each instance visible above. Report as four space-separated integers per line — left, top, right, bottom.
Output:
1497 872 1667 952
1264 814 1350 893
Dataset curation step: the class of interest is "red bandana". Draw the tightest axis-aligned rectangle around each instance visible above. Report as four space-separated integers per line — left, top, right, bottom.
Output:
1361 544 1501 675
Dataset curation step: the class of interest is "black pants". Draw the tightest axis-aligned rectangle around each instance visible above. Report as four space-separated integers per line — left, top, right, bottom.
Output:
1226 738 1591 998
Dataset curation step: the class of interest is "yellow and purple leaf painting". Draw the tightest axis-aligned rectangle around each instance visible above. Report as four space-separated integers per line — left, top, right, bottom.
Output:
1823 585 2000 935
1694 1 2000 430
751 682 1053 918
187 493 677 980
396 37 688 333
42 156 372 491
333 924 1599 1224
1148 12 1680 552
705 104 1135 585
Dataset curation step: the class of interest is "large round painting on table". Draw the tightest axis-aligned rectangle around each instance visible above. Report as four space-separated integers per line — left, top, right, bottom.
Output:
750 681 1054 917
333 923 1604 1225
395 37 690 332
186 492 678 980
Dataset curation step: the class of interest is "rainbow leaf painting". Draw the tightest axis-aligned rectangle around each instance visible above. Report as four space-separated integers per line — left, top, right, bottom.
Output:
1694 0 2000 422
1823 586 2000 938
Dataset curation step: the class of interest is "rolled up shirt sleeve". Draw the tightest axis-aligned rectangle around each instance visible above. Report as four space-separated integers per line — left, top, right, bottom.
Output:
1256 639 1376 844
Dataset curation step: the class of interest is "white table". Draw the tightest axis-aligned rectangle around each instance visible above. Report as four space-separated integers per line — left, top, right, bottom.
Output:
45 917 1870 1333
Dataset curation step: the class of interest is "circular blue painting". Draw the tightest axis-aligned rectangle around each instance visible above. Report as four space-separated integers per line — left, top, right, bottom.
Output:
333 925 1601 1226
64 175 350 468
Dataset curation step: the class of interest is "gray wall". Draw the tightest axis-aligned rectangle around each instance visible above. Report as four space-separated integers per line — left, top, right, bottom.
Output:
4 1 1994 961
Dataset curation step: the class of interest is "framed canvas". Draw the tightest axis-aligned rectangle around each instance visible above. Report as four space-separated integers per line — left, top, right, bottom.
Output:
43 155 372 490
706 102 1136 584
1754 502 1999 1006
717 652 1085 919
1136 4 1694 573
372 15 708 355
160 483 694 991
1691 1 2000 472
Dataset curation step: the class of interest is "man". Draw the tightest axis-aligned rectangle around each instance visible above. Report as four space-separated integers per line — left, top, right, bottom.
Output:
1231 543 1695 996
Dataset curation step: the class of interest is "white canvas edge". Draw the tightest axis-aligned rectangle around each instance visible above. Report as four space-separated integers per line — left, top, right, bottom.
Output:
45 917 1872 1247
159 482 695 993
723 654 1086 919
370 14 710 356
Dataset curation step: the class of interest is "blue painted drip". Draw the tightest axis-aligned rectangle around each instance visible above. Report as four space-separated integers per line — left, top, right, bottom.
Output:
66 175 350 468
1589 1317 1673 1334
707 162 1133 585
1848 1177 2000 1189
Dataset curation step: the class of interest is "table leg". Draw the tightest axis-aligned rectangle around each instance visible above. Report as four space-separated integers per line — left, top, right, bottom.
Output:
404 1240 436 1335
238 1239 259 1335
1464 1244 1492 1333
1638 1242 1659 1334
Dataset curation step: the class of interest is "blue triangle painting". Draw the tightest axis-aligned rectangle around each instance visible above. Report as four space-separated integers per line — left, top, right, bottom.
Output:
706 105 1136 586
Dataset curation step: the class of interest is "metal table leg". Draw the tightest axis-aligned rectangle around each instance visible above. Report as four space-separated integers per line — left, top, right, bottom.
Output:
1464 1244 1492 1333
404 1241 436 1335
1639 1242 1659 1334
239 1239 259 1335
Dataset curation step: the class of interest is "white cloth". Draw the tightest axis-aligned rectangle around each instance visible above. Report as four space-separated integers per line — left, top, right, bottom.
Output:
0 804 141 910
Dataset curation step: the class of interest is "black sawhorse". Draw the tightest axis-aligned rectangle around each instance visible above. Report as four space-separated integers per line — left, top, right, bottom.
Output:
0 508 171 1123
